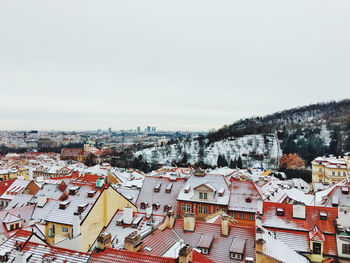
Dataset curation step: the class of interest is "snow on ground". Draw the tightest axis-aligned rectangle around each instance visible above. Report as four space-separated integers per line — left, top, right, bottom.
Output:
135 134 282 169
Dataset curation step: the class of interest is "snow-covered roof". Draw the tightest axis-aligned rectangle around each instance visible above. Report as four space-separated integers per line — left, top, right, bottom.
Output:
177 174 230 205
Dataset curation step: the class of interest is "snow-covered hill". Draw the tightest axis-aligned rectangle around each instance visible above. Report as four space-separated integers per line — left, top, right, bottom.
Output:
135 134 282 169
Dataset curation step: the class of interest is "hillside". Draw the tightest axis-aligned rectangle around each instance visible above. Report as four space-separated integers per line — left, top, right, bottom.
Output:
135 134 281 169
135 99 350 168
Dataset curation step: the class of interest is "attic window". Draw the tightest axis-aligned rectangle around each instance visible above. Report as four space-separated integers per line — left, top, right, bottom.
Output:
164 205 172 212
154 183 162 192
230 237 246 260
69 186 80 196
78 203 88 213
320 212 327 220
277 208 284 216
59 201 70 210
218 188 225 197
87 191 96 198
140 202 148 209
152 202 160 210
166 183 173 193
184 185 191 193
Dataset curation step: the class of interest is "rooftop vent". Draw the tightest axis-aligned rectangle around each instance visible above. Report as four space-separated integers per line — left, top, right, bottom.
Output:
154 183 162 193
184 185 191 193
69 186 80 196
166 183 173 193
245 197 252 203
152 203 160 210
78 203 88 213
342 187 349 194
87 191 96 198
140 202 148 209
164 204 172 212
59 201 70 210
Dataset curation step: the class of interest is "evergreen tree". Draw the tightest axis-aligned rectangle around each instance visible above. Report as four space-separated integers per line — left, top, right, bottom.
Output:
237 156 243 168
329 125 343 156
217 154 228 167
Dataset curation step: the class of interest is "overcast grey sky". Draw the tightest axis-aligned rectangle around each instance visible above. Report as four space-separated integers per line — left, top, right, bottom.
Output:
0 0 349 131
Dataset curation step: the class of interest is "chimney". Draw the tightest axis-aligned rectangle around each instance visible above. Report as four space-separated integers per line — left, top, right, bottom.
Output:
123 207 133 225
28 168 33 180
292 203 306 219
124 232 142 252
178 244 193 263
158 210 175 231
97 233 112 250
255 228 265 254
221 213 229 236
73 212 81 238
183 212 195 232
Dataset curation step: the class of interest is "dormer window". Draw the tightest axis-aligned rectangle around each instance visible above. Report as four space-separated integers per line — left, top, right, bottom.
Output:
320 212 327 220
154 183 161 192
199 192 207 199
277 208 284 216
230 237 246 261
218 188 225 197
87 191 96 198
184 185 190 193
59 201 70 210
342 187 349 194
166 183 173 193
197 234 214 255
69 186 80 196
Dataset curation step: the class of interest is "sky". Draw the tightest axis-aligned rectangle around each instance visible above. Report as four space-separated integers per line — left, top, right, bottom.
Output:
0 1 350 132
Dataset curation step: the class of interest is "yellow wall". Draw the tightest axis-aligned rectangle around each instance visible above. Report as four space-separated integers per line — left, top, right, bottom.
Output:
307 241 324 263
46 222 72 245
80 186 137 252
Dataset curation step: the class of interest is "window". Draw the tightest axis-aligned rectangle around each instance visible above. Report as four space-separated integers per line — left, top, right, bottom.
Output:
232 212 236 218
230 253 242 260
312 242 322 255
240 212 244 219
15 223 19 229
10 224 14 231
181 204 186 211
199 192 208 199
344 172 347 176
198 206 203 213
201 248 209 255
319 168 322 172
338 172 341 176
342 244 350 255
62 227 69 233
204 206 208 214
249 213 254 221
332 171 335 176
187 205 191 212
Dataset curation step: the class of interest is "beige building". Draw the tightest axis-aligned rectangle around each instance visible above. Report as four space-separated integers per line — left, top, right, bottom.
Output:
312 156 349 185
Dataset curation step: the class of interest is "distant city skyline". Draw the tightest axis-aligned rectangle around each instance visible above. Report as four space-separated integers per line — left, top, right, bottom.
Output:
1 0 350 131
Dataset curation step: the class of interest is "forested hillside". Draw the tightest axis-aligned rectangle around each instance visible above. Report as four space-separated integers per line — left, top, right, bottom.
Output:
134 100 350 169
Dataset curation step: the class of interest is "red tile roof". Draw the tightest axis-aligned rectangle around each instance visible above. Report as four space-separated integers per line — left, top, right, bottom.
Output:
0 179 15 195
89 248 176 263
262 202 337 234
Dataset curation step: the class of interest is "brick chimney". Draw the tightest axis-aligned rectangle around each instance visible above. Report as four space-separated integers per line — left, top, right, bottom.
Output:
158 210 175 231
124 232 142 252
178 244 193 263
97 233 112 250
183 212 195 232
221 213 229 236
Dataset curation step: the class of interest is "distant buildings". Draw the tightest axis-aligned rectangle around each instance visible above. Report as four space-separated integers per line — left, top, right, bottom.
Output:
312 156 349 185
